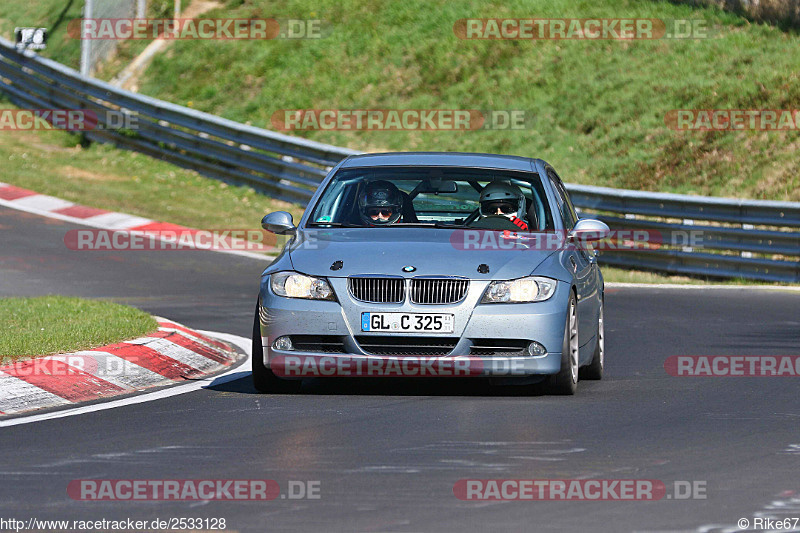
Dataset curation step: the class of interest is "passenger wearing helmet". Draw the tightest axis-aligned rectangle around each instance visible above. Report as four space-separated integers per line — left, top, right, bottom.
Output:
479 181 529 231
358 180 404 225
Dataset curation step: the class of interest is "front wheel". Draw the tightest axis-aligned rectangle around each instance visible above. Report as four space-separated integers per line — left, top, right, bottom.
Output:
252 303 301 394
545 291 579 395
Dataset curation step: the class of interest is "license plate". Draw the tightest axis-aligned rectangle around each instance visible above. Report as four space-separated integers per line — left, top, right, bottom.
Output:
361 313 454 333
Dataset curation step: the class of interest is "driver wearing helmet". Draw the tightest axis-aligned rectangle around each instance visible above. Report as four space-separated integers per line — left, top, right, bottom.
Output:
479 181 529 231
358 180 404 225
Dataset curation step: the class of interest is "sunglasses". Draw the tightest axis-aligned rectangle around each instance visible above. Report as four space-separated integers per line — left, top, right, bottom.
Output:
486 202 516 214
368 208 394 218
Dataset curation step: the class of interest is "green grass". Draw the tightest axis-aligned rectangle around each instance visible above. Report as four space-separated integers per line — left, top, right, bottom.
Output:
3 0 799 203
0 115 305 228
0 296 158 361
600 266 787 285
0 0 83 67
0 0 190 75
129 0 799 201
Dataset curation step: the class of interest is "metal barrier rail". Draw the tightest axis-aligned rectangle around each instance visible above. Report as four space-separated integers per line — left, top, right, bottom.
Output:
569 185 800 282
0 38 798 281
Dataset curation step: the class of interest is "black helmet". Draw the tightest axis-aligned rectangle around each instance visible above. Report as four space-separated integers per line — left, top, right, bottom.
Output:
358 180 403 225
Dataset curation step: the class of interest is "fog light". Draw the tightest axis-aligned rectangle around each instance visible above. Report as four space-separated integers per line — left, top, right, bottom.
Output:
273 336 293 351
527 341 546 356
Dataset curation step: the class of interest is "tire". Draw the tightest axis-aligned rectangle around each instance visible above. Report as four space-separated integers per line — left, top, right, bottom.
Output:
545 290 579 395
252 302 301 394
579 298 604 381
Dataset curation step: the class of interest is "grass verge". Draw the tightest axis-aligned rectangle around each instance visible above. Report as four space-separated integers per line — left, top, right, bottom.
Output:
0 295 158 361
0 110 306 227
599 266 786 285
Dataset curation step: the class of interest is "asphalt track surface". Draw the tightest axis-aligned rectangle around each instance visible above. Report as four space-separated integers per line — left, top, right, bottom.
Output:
1 205 799 533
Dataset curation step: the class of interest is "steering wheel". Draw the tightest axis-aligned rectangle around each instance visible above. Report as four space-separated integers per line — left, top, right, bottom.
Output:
466 215 523 231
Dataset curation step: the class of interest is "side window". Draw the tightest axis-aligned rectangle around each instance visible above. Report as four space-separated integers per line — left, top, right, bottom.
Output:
525 177 555 230
547 169 578 230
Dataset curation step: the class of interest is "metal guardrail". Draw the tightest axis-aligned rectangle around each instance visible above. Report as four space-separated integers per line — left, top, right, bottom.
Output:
568 185 800 282
567 184 800 228
0 37 798 282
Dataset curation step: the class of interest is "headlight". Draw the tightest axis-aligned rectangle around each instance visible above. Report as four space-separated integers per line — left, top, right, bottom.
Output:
270 271 335 300
481 276 557 303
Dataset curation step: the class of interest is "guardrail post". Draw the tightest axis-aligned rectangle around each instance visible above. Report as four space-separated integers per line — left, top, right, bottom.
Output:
79 0 93 78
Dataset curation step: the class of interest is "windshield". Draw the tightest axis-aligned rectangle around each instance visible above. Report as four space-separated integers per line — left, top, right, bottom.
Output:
307 166 554 231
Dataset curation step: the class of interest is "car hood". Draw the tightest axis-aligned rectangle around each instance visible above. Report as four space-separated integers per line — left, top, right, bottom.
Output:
287 228 557 279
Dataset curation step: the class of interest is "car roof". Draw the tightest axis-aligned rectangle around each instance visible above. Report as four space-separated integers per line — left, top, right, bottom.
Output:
339 152 543 172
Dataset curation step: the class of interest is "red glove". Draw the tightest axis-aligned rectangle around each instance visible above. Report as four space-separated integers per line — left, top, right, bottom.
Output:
510 216 529 231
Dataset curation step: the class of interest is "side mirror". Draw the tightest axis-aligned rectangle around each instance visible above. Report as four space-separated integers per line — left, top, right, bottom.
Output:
261 211 296 235
568 218 610 242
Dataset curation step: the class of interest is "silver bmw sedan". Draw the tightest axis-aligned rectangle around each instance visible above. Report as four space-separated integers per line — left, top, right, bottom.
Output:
254 152 609 395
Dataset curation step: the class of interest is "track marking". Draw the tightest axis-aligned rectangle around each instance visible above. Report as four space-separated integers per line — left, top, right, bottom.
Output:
3 358 126 401
0 331 251 428
0 371 70 413
48 352 167 390
0 188 274 261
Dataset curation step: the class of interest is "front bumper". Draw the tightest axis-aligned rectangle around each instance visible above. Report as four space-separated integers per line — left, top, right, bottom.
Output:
258 277 569 378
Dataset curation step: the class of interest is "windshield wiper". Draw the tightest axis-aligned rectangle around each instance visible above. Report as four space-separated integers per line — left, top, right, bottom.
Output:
433 222 469 229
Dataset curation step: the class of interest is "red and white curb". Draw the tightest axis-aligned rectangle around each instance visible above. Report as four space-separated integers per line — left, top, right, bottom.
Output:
0 182 275 259
0 317 244 416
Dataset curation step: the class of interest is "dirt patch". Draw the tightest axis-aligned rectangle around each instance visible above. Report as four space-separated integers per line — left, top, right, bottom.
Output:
59 166 126 182
4 130 80 154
